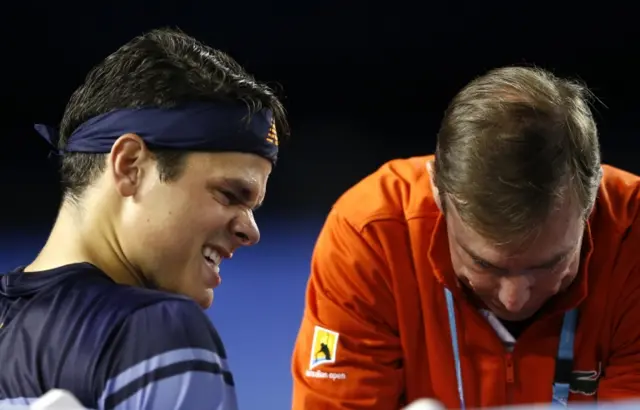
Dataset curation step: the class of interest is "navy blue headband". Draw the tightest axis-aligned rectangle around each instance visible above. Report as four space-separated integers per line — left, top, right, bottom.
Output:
34 102 279 165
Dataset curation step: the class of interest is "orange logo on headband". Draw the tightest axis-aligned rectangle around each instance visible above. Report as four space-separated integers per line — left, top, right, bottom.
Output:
266 118 278 146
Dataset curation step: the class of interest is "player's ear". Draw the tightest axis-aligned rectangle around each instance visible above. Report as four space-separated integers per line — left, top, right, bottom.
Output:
109 133 153 198
426 159 443 212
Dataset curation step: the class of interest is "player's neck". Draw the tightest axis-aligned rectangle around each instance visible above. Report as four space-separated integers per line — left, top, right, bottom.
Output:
25 199 147 288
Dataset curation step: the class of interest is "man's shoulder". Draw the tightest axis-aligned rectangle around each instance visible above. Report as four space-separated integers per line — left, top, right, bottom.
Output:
98 294 225 363
98 282 200 317
94 300 234 410
332 155 440 230
590 165 640 277
596 165 640 232
52 264 202 331
78 279 218 353
0 264 222 407
0 263 195 334
50 264 212 341
11 263 216 353
91 292 232 410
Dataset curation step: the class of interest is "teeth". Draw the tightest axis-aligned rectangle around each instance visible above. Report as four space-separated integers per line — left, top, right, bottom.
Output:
202 246 222 265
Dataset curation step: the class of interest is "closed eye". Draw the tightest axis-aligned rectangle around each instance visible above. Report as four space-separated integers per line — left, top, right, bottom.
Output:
472 257 494 270
219 190 242 206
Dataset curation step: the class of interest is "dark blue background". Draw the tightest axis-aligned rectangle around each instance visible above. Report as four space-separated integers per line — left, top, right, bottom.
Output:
2 1 639 408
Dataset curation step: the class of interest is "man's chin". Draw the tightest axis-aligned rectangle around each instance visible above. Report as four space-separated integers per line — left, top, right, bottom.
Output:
493 311 531 322
489 304 539 322
196 288 214 309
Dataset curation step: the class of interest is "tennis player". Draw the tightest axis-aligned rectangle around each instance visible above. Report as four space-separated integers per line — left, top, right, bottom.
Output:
0 27 288 410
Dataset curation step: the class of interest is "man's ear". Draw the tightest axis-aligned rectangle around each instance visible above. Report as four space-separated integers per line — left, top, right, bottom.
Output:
109 133 153 198
426 159 443 212
587 166 604 214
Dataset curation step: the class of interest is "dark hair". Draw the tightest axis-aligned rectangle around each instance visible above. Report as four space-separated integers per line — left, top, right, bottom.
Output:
434 66 601 244
59 27 289 201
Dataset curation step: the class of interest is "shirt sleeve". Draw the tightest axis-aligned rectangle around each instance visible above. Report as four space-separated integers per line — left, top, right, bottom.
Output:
291 210 404 409
93 299 238 410
599 263 640 400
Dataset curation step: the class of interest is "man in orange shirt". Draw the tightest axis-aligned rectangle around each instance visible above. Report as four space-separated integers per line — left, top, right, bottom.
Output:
291 66 640 409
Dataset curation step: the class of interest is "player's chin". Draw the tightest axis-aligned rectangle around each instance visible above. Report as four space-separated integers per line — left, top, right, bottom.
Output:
194 288 214 310
176 283 214 309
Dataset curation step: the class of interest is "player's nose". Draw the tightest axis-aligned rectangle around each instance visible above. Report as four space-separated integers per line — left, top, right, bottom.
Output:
230 210 260 248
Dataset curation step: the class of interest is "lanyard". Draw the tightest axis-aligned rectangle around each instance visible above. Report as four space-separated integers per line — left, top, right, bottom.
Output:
444 288 578 409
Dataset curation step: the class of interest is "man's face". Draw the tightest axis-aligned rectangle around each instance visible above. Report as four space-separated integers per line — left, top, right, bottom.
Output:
444 200 584 321
117 151 272 309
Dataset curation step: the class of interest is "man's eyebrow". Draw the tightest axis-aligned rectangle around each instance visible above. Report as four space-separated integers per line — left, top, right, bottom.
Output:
457 237 573 271
459 243 504 270
208 177 263 210
526 251 571 269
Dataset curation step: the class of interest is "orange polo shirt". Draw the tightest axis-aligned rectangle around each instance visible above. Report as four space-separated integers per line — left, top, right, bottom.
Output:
291 155 640 409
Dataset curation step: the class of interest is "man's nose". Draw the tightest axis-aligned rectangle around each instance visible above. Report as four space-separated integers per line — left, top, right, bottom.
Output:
230 211 260 247
498 275 531 313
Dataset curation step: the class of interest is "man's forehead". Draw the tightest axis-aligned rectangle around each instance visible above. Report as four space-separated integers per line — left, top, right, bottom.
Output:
448 208 583 262
457 232 575 259
187 152 271 180
452 218 583 269
217 175 263 195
